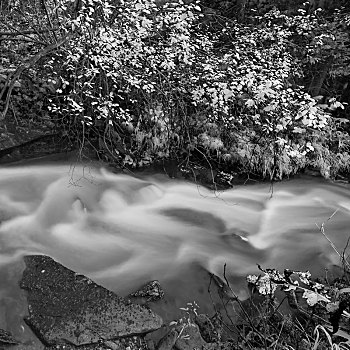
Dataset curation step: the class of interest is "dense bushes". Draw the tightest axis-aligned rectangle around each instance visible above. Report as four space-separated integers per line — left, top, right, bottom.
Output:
1 0 350 179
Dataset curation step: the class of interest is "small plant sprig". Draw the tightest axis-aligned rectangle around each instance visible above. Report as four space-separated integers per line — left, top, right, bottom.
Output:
247 265 350 344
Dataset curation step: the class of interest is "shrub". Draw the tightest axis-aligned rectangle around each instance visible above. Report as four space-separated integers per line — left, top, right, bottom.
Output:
1 0 349 179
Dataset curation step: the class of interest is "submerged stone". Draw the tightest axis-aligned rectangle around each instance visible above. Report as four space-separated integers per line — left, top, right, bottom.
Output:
156 329 178 350
20 255 163 347
174 323 206 350
130 280 165 302
195 313 222 343
0 328 19 346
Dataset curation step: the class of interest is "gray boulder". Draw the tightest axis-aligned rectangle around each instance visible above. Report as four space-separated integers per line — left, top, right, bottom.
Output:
20 255 163 347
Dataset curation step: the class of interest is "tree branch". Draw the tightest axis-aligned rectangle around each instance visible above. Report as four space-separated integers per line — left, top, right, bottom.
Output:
0 37 45 45
41 0 58 42
0 34 71 120
0 28 59 36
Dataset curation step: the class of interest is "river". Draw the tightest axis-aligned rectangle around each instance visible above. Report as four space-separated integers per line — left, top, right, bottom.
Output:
0 163 349 346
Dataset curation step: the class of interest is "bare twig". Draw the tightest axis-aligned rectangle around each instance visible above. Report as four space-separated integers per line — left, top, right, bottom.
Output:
0 37 45 44
193 146 217 191
315 209 350 271
41 0 58 42
222 263 267 342
207 272 253 349
0 28 59 36
342 237 350 280
0 34 71 120
10 102 18 125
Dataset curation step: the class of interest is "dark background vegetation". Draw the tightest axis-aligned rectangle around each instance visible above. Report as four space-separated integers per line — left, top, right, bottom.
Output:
0 0 349 183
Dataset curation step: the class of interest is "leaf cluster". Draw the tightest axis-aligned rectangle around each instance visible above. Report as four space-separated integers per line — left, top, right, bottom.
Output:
1 0 350 179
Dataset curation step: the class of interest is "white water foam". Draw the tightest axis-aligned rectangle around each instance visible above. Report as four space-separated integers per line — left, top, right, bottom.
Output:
0 164 349 343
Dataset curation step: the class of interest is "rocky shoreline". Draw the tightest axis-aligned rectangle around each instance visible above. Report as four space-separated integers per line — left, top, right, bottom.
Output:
0 255 236 350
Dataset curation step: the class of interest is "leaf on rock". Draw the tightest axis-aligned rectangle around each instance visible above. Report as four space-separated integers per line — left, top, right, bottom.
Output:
302 289 329 306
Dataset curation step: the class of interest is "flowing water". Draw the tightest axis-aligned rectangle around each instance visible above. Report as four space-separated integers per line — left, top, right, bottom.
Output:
0 163 350 346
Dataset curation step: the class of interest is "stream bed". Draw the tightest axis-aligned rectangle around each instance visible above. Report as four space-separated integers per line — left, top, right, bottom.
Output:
0 163 349 346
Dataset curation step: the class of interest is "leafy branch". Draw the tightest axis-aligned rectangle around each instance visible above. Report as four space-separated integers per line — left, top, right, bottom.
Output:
0 34 71 120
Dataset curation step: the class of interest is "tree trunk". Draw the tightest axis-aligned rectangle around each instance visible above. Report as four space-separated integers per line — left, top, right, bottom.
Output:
308 56 333 97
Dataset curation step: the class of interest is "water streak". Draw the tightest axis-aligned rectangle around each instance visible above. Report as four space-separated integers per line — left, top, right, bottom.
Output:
0 164 349 343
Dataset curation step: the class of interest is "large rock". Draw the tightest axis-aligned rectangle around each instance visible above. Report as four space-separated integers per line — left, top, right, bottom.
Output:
20 255 163 346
